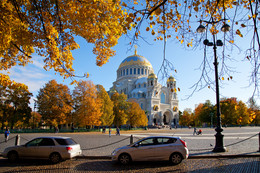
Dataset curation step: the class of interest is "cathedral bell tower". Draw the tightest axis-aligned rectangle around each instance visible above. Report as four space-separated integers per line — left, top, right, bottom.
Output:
167 76 176 92
148 73 157 87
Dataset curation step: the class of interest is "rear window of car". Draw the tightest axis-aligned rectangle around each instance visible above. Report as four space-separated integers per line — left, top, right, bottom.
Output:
54 138 77 145
160 137 177 144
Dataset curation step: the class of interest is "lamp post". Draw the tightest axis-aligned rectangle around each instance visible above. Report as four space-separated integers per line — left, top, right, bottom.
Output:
33 99 37 129
210 112 214 128
197 19 230 152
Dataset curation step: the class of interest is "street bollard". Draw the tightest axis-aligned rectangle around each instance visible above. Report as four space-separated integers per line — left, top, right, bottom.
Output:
258 132 260 152
15 135 20 146
130 135 133 145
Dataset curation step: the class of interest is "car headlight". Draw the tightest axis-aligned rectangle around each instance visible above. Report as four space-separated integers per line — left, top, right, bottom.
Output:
111 149 120 156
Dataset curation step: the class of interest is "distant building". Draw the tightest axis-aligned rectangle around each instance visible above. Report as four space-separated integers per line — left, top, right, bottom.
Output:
109 49 179 126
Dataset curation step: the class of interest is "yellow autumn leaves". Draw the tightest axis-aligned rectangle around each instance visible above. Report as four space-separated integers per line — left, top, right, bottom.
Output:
0 0 129 88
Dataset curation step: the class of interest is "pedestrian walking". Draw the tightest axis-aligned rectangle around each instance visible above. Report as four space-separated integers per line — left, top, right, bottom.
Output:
109 127 111 137
4 128 10 142
193 127 197 135
116 127 120 136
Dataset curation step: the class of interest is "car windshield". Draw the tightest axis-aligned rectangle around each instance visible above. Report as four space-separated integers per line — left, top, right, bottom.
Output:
54 138 77 145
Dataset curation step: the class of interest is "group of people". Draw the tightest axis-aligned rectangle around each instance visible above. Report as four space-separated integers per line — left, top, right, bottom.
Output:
102 127 120 137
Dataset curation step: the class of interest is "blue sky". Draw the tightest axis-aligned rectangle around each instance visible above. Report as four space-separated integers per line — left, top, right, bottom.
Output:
5 28 259 112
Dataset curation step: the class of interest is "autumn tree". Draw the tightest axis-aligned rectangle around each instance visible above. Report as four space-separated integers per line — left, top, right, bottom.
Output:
96 85 114 127
37 80 73 127
29 111 42 128
111 92 129 127
247 97 260 125
0 102 14 129
220 98 251 125
220 98 239 125
195 100 216 126
236 101 250 125
72 80 102 128
179 108 194 127
0 0 130 88
127 100 148 127
0 83 32 129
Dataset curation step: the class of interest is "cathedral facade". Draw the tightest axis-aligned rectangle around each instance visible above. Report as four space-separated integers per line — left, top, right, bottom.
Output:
110 50 179 127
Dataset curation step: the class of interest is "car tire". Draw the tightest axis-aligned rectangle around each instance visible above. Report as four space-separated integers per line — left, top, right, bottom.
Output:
118 153 131 165
169 153 183 165
49 152 61 164
8 151 19 162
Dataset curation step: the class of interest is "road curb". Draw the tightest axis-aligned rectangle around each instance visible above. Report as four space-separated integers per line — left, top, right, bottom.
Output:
1 152 260 160
0 154 259 160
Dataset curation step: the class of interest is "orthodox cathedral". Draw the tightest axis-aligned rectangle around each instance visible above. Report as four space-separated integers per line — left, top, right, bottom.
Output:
109 49 179 127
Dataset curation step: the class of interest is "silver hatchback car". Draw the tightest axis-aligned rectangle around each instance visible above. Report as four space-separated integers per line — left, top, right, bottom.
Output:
112 136 189 165
2 136 82 163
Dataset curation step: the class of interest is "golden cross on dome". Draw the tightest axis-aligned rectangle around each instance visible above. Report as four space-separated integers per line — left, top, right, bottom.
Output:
134 45 137 55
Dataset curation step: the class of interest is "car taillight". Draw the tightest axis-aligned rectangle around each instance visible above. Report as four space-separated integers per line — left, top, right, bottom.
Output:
66 147 73 151
180 139 187 147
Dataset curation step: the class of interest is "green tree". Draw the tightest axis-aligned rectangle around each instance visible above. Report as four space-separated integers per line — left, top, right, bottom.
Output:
97 85 114 127
127 100 148 127
37 80 73 127
111 92 129 127
73 80 102 128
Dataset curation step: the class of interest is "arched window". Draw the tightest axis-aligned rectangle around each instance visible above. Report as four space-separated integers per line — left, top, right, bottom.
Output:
141 69 144 74
126 69 128 75
145 69 147 75
144 83 146 87
134 68 136 74
160 92 166 103
138 68 140 74
130 68 132 74
140 103 143 109
123 69 125 76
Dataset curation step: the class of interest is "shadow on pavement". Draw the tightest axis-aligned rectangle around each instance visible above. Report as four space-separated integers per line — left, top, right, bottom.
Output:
189 160 260 173
0 158 64 167
74 160 185 172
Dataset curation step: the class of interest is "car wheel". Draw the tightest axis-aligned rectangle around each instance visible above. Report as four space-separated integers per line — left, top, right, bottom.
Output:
8 151 19 162
49 153 61 164
118 153 131 165
169 153 183 165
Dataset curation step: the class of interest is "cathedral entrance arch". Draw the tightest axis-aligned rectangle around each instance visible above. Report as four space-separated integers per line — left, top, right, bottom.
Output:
162 110 173 125
153 113 160 125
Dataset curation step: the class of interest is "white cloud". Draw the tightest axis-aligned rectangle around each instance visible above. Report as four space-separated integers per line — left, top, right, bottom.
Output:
1 55 51 94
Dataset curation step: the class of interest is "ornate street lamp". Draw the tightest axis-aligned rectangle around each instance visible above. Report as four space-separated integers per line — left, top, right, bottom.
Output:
197 20 230 152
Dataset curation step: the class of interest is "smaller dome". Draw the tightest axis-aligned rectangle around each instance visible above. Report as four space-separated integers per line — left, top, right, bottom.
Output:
148 73 157 79
167 76 175 82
